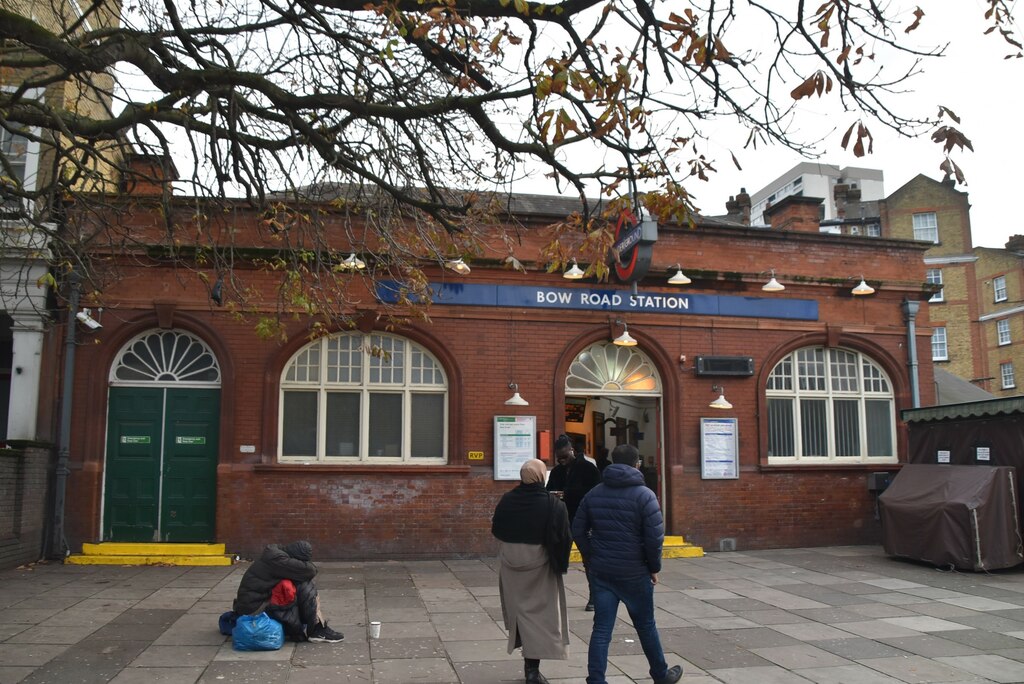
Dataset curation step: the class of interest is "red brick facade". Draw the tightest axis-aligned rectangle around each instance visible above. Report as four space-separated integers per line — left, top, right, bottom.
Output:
60 195 935 559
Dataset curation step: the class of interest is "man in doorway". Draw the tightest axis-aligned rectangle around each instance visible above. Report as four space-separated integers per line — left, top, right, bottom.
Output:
547 432 601 610
571 444 683 684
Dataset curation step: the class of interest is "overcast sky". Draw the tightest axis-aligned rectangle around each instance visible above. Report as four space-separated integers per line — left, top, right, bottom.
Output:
700 3 1022 250
511 3 1023 249
668 3 1024 249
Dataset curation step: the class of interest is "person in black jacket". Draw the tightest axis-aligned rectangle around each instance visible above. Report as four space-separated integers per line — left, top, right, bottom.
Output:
546 434 601 522
232 540 344 643
571 444 682 684
492 459 573 684
547 433 601 610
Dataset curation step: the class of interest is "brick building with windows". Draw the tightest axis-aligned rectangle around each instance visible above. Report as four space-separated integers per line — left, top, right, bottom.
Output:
1 0 122 568
739 166 1021 401
881 175 1023 398
48 175 938 561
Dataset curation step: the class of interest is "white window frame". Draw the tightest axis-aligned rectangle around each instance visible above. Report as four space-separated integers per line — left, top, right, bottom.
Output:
866 223 881 237
765 347 897 465
926 268 944 303
997 319 1011 346
912 212 939 243
279 332 448 463
993 276 1008 303
0 87 42 219
931 327 948 361
1001 362 1016 390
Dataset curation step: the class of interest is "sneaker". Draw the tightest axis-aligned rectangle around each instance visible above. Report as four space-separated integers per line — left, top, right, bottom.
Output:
654 665 683 684
307 622 345 643
585 599 595 612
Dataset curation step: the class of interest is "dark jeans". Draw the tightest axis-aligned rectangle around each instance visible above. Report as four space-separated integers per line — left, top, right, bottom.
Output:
586 573 668 684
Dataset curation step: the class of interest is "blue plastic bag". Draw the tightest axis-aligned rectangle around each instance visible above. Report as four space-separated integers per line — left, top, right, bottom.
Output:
232 612 285 651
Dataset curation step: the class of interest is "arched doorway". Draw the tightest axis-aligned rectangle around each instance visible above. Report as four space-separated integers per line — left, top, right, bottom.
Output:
103 330 222 542
564 342 663 499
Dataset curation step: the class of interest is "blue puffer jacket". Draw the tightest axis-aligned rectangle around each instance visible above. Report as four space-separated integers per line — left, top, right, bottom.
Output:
571 463 664 580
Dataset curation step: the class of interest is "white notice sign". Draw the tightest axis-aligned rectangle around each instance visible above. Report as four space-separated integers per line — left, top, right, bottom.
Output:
937 450 951 464
493 415 537 480
977 447 991 462
701 417 739 479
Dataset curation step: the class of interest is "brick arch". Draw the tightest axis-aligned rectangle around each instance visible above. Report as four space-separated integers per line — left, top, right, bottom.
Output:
259 323 464 463
754 330 909 466
80 312 234 469
552 325 681 526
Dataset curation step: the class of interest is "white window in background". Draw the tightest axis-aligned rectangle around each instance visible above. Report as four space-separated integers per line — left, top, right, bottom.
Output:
766 347 896 464
279 332 448 463
912 212 939 243
931 327 948 361
0 126 40 218
866 223 881 237
0 87 42 219
926 268 944 302
1001 362 1016 390
997 319 1011 346
993 276 1007 303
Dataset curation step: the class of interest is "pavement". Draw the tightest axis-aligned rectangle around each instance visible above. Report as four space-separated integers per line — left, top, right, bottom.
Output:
3 546 1024 684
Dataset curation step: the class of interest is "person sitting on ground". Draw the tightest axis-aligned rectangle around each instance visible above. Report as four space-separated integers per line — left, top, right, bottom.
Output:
232 540 344 643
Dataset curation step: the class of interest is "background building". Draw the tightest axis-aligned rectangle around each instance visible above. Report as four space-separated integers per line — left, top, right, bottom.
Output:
1 0 122 568
748 163 885 228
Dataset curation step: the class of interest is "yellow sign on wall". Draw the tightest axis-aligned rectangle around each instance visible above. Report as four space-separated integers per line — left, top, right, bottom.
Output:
467 451 485 461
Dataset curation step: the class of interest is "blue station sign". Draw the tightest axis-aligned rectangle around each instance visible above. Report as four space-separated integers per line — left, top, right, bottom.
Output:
377 281 818 321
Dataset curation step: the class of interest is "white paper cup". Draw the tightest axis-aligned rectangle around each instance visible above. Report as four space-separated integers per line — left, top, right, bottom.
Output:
369 621 381 639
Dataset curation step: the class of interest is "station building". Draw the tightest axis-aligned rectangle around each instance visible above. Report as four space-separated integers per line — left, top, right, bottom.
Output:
58 184 935 559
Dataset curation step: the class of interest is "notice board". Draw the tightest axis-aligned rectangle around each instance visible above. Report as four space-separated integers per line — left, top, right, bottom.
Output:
700 417 739 479
494 415 537 480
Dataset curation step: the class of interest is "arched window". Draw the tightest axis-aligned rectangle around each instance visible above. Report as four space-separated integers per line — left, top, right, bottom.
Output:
279 332 447 462
110 330 221 386
565 342 660 394
766 347 896 463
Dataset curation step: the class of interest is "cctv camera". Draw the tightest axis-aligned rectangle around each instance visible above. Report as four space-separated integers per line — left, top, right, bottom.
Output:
76 308 102 330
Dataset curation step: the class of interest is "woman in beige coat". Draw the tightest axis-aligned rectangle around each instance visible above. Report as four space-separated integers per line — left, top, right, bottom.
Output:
492 459 572 684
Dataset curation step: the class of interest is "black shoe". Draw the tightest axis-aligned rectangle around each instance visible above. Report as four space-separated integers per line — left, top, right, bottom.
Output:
585 599 594 612
307 621 344 643
654 665 683 684
524 668 549 684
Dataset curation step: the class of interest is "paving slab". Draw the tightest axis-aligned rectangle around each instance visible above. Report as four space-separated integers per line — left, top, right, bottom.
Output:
2 546 1024 683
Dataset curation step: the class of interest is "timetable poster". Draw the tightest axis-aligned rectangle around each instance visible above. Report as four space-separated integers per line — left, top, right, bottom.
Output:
493 415 537 480
700 417 739 479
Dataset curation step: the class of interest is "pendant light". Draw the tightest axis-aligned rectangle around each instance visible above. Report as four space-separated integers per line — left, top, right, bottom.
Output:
762 269 785 292
852 276 875 296
504 382 529 406
709 384 732 410
563 259 585 280
667 264 691 285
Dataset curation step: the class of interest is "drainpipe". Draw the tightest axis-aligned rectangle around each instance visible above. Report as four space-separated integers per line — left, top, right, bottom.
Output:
901 298 921 408
48 270 80 559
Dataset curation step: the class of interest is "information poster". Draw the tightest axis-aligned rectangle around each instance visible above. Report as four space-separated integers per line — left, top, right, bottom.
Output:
494 415 537 480
700 417 739 479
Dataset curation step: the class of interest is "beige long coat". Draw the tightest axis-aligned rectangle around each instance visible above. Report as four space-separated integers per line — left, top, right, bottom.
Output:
497 541 570 659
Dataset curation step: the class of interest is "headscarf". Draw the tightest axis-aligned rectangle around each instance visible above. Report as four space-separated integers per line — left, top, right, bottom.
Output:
520 459 547 485
492 461 552 544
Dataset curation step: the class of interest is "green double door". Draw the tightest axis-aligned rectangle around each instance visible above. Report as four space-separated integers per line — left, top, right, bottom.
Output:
104 387 220 542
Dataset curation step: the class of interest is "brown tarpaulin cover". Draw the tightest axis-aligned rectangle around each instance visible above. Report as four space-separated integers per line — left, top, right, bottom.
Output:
879 464 1023 571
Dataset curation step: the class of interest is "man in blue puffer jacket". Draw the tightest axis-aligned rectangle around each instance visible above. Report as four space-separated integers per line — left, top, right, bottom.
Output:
572 444 683 684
